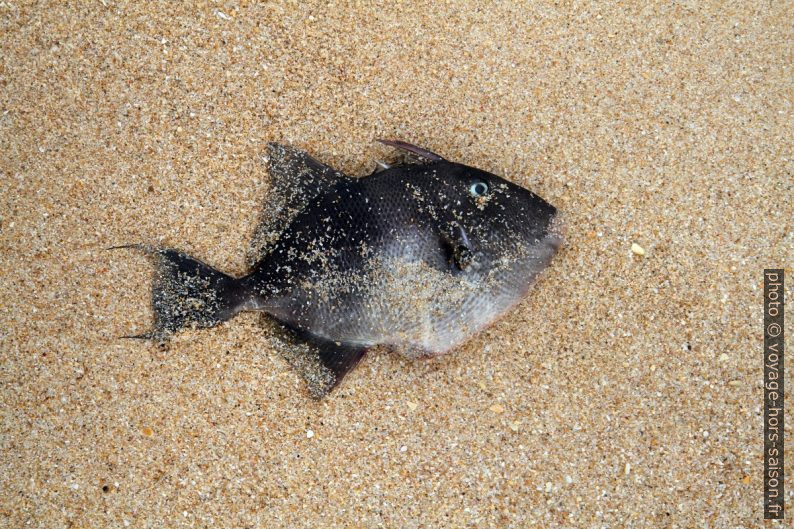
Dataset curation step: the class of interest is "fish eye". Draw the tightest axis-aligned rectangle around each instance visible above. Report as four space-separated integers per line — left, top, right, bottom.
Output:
469 180 489 197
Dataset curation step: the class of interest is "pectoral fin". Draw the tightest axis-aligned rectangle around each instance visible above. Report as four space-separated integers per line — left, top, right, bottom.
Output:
440 222 475 271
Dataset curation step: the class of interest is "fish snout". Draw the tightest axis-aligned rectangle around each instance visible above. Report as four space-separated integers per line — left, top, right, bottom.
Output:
545 213 566 251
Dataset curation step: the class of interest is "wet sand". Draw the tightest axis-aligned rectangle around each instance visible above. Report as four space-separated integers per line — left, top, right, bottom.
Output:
1 2 792 527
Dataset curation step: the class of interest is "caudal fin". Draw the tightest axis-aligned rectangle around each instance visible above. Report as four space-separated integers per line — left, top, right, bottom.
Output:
111 245 250 341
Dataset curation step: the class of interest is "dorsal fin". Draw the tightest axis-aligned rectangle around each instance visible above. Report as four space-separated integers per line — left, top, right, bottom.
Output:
376 139 444 161
247 143 344 266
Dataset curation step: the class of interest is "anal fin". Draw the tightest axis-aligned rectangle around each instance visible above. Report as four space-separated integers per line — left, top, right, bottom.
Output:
266 319 367 399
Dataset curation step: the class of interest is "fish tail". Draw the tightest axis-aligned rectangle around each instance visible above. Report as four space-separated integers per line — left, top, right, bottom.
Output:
110 244 251 341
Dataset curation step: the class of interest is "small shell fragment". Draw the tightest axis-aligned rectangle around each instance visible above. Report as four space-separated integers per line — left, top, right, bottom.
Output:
489 404 505 414
631 243 646 256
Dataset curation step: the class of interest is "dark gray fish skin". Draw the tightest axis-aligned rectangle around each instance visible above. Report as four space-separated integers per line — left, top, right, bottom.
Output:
119 141 563 398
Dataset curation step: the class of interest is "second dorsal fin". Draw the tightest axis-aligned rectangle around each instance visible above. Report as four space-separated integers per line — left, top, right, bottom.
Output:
247 143 345 266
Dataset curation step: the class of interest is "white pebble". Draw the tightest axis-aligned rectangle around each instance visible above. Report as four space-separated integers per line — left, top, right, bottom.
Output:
400 445 407 452
631 243 646 256
306 430 314 439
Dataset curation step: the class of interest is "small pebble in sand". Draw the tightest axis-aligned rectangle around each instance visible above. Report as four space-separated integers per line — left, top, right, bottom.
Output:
624 462 631 475
565 475 573 484
406 401 418 411
306 430 314 439
489 404 505 414
141 426 153 437
742 475 750 484
718 353 729 362
400 445 407 453
545 481 552 492
631 243 646 256
509 421 521 432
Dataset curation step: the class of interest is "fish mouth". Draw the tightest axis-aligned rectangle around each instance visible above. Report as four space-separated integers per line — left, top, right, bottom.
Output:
544 212 566 252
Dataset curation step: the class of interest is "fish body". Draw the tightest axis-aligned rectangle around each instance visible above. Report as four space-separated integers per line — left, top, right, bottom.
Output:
119 141 563 397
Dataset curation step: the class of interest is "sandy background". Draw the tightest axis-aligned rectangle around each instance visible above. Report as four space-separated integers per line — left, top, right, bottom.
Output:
1 1 792 527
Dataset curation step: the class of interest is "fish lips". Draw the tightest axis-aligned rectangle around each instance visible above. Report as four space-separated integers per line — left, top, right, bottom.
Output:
544 212 566 252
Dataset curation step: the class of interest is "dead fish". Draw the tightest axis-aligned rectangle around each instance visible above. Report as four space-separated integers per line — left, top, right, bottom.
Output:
115 140 563 398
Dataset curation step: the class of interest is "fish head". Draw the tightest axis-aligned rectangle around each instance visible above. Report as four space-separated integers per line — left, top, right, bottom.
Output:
424 161 564 291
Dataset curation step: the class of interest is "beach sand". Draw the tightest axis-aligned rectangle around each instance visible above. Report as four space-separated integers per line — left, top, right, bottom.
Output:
1 2 791 527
